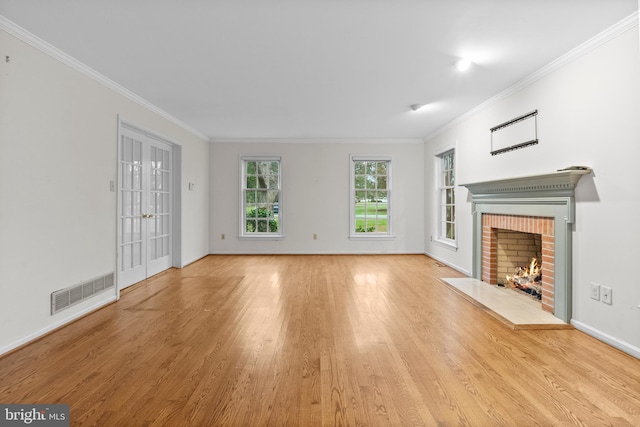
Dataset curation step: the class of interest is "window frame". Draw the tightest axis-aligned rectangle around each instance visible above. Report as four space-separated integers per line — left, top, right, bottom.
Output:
349 155 394 240
239 155 284 240
434 148 457 250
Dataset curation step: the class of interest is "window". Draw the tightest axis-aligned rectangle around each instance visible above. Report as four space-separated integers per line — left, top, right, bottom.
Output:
241 156 282 238
350 156 392 237
437 150 455 244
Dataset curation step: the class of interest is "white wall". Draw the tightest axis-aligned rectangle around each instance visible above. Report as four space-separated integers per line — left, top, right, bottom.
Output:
210 140 424 254
0 28 210 354
425 25 640 355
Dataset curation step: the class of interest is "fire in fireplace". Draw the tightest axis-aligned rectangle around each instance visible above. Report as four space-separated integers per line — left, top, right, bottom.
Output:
505 257 542 300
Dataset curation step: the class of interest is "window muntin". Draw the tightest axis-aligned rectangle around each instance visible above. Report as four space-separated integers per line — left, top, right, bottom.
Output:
438 150 455 242
351 157 391 236
241 157 282 237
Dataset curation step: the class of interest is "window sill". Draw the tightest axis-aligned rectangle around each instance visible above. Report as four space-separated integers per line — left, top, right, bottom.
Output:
433 238 457 251
349 234 396 241
239 234 284 241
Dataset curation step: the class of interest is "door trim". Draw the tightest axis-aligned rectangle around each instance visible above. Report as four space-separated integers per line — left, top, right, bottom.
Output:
116 117 183 299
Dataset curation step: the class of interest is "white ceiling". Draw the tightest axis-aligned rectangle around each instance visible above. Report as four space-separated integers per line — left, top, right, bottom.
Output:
1 1 637 140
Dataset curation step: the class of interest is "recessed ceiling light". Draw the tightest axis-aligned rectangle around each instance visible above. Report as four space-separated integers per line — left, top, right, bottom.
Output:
456 58 472 72
410 104 426 111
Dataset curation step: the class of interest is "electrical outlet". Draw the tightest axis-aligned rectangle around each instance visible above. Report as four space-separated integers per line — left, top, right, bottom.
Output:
590 283 600 301
221 234 225 240
601 286 612 305
313 233 317 240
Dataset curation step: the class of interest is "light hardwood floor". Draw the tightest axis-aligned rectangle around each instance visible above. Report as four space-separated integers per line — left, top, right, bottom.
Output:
1 255 639 426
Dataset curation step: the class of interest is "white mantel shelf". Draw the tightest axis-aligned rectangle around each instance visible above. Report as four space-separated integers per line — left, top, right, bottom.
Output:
461 168 592 196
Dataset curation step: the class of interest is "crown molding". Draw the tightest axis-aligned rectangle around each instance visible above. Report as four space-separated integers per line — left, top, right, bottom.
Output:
0 14 209 142
425 11 639 142
210 137 424 144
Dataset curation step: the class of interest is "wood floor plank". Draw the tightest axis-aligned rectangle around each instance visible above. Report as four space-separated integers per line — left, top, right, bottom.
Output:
1 254 640 426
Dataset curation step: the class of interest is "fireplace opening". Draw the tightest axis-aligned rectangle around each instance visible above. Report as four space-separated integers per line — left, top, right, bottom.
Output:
495 230 543 300
481 214 555 313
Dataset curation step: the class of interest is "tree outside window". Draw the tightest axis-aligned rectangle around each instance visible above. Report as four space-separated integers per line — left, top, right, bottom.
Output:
241 157 282 237
351 156 391 237
438 150 455 241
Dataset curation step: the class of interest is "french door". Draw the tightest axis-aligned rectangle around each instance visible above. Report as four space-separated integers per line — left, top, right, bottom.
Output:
118 126 173 289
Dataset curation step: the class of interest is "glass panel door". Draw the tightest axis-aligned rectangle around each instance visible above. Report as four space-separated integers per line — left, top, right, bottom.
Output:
118 128 172 289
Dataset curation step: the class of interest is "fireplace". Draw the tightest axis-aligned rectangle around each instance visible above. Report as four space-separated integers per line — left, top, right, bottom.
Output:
462 169 590 322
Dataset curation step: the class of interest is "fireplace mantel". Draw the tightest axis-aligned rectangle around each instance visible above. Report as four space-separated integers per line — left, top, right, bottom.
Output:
462 168 591 198
461 168 591 323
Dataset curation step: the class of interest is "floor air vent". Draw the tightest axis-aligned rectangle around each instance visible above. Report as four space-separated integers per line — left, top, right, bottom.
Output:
51 272 115 315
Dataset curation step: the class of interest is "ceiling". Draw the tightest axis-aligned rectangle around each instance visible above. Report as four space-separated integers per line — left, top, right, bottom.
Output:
1 1 637 141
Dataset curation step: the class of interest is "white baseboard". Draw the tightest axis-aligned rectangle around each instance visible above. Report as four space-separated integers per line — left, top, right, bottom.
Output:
424 252 471 277
208 251 426 255
571 320 640 360
0 296 117 357
180 254 209 268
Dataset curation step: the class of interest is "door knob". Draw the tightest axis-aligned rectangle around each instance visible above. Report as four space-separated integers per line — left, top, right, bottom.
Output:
142 213 154 218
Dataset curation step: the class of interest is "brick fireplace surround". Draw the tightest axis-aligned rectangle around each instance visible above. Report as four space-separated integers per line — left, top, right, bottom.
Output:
482 214 555 313
462 169 591 323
